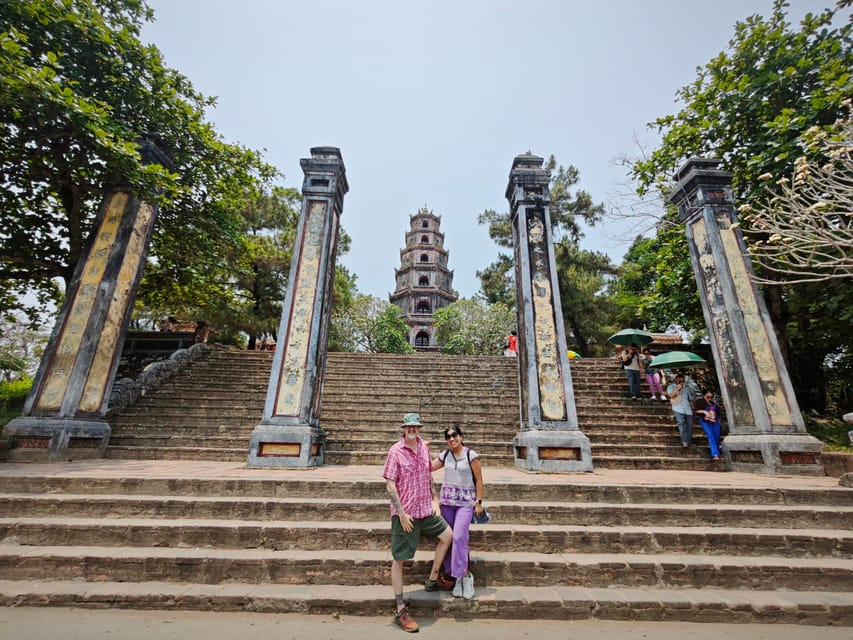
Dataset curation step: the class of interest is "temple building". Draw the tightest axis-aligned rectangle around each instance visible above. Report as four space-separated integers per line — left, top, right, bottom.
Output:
389 207 457 350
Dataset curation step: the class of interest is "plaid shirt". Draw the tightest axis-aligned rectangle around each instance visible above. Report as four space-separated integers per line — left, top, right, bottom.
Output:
382 436 433 518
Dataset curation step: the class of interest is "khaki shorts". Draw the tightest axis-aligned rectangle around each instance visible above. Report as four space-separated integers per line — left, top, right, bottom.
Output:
390 513 449 561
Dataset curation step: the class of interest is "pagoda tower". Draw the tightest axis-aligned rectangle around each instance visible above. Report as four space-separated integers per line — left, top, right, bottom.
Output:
389 207 457 350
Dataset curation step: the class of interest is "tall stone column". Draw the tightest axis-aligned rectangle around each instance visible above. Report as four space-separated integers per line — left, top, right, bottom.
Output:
2 141 171 462
668 157 824 475
247 147 348 467
506 154 592 472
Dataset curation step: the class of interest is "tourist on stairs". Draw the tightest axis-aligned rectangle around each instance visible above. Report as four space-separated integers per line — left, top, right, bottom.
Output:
432 425 485 600
383 412 453 632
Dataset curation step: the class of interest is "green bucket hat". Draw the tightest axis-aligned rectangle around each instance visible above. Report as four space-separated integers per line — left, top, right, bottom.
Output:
401 412 423 427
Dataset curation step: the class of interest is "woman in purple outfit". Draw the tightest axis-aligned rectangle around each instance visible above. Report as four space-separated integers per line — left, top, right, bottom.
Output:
432 425 485 600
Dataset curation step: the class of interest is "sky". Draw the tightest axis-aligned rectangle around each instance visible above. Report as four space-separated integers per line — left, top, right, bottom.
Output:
141 0 829 301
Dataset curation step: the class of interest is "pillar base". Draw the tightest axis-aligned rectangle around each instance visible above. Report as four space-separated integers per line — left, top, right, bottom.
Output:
1 416 111 462
247 423 325 468
722 433 825 476
513 428 593 472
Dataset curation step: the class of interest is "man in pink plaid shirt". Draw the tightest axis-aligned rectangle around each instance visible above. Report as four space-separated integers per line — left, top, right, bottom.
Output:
383 412 452 633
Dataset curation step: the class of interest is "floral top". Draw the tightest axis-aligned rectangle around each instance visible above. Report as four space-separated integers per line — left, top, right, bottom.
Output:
438 447 479 507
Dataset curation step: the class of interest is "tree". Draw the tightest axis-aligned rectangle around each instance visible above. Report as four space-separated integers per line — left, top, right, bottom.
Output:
554 240 621 356
477 156 606 305
739 109 853 284
433 298 514 356
0 0 278 326
0 313 47 381
625 0 853 413
329 295 413 354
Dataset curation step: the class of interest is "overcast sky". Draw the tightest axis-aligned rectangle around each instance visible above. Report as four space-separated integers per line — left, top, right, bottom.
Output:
142 0 828 301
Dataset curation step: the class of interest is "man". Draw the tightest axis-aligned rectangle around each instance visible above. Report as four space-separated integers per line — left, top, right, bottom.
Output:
620 344 643 400
382 412 453 632
667 372 694 447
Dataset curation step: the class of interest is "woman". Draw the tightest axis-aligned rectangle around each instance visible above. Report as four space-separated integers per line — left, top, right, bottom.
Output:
432 425 485 600
695 389 723 461
640 348 665 400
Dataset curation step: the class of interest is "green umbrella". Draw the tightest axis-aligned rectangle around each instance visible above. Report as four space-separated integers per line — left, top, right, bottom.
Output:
608 328 654 346
648 350 707 369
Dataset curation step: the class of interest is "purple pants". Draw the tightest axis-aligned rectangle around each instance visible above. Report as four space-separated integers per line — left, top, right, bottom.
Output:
440 503 474 579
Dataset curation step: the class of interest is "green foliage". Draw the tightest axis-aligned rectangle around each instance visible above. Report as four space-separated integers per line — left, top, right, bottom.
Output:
0 0 278 325
475 253 514 308
803 415 852 452
0 377 31 427
554 240 620 356
620 1 853 413
433 299 515 356
329 295 413 354
632 1 852 203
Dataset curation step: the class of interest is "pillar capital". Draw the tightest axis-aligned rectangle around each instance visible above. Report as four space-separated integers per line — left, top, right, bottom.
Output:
668 157 735 223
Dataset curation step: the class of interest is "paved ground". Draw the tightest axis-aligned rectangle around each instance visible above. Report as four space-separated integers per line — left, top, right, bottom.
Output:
1 607 850 640
0 458 842 489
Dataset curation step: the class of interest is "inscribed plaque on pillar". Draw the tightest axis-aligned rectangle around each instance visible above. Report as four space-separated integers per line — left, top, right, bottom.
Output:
274 200 326 416
692 218 755 426
80 201 154 413
527 214 566 421
718 218 793 425
35 193 129 412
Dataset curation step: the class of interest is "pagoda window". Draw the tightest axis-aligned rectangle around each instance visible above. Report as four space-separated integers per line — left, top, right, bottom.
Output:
419 254 429 263
415 331 430 347
420 235 429 243
417 301 430 313
418 275 429 286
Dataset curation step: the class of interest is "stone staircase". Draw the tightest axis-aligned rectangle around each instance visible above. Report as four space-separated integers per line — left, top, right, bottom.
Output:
0 466 850 624
107 348 720 470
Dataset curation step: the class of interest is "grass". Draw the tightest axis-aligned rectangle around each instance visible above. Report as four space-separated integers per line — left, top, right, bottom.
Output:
804 414 853 452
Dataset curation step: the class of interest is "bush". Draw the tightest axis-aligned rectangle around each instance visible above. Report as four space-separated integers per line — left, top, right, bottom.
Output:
0 378 31 427
804 414 852 452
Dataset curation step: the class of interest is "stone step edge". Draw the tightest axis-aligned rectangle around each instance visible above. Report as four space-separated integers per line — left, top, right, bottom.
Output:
4 495 851 513
3 545 851 571
2 518 850 553
0 580 849 625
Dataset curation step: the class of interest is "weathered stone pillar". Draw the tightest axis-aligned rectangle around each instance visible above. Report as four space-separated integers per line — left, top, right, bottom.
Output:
506 154 592 472
247 147 348 467
2 141 170 462
668 157 824 475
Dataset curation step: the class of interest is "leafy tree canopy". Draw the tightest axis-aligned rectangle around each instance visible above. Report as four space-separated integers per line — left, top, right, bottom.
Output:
433 298 515 356
622 0 853 412
0 0 278 326
329 295 413 354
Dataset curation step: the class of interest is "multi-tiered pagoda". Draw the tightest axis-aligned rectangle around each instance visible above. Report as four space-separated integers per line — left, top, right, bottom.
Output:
389 207 457 350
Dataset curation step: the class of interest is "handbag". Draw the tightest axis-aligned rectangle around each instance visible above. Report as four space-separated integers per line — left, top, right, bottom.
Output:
471 506 491 524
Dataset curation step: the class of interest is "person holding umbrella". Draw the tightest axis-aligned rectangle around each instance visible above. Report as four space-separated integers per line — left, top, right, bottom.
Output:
620 344 644 400
667 373 695 447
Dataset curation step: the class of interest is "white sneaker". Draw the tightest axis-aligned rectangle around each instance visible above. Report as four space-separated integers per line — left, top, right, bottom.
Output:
452 577 463 598
462 572 474 600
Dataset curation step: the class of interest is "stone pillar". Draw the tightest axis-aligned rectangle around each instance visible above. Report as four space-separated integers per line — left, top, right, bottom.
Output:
2 141 170 462
505 154 592 472
247 147 348 467
668 157 824 475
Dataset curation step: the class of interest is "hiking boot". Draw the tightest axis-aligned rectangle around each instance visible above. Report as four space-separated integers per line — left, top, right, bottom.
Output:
424 573 454 591
394 607 419 633
462 572 475 599
452 576 463 598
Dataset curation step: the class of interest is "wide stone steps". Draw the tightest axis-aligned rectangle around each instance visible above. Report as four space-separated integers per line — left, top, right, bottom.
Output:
0 580 849 624
2 495 850 529
104 349 720 468
3 517 849 557
2 464 850 623
2 545 851 592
